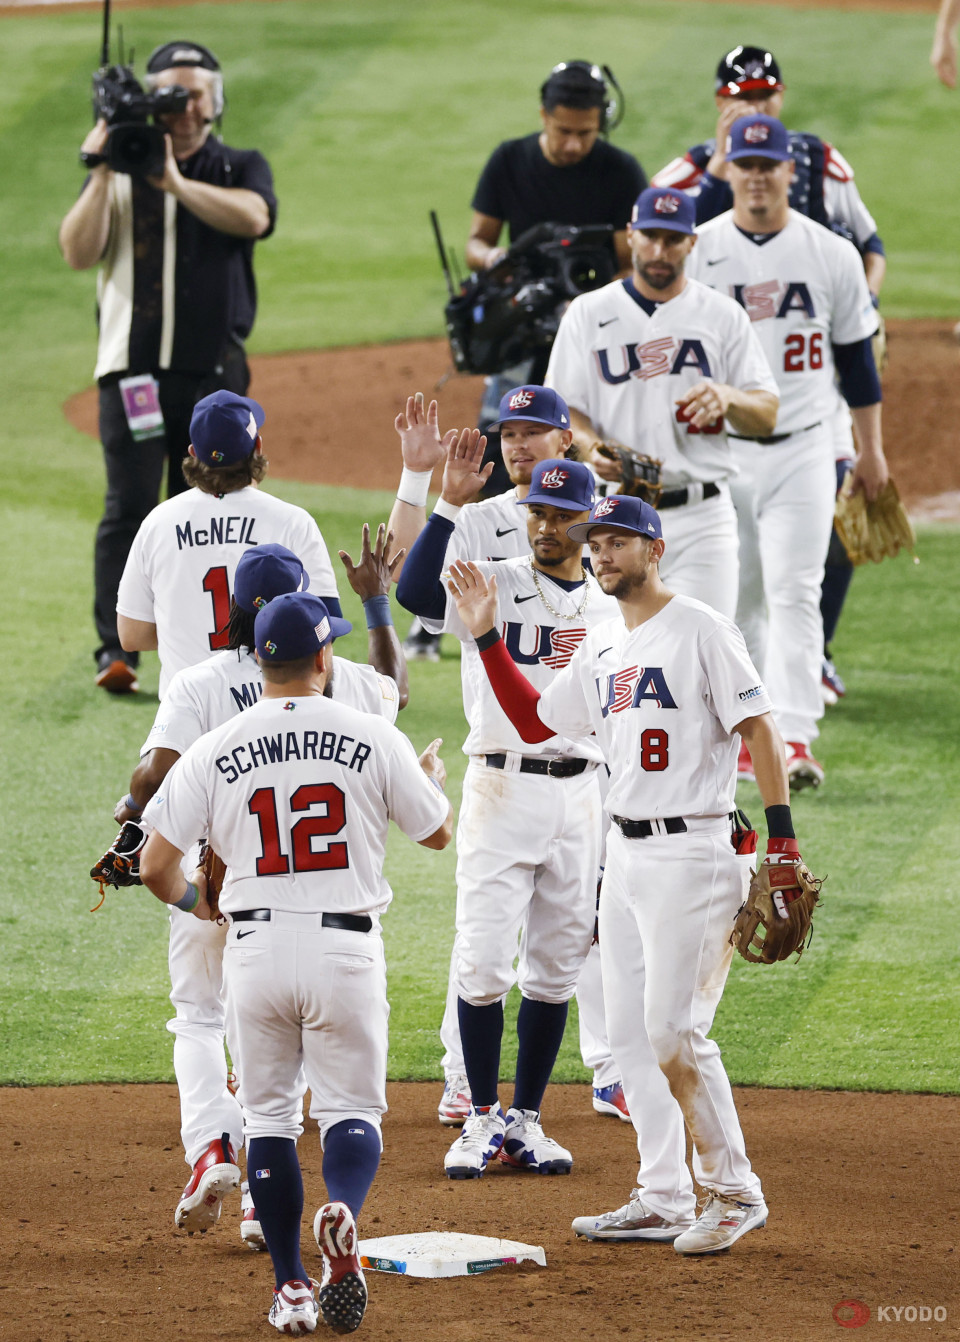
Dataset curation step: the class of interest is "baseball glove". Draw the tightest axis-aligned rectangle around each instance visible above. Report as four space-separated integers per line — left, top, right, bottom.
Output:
732 859 824 964
90 820 147 911
199 840 227 922
871 310 888 378
594 443 663 507
834 474 917 567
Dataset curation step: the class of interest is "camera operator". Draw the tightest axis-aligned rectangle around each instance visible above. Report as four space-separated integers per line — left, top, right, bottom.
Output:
59 40 277 695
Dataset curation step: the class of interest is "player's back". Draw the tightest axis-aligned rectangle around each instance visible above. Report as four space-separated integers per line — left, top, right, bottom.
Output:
116 486 337 695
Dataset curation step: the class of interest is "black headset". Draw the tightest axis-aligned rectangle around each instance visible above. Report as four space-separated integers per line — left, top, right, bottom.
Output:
540 61 625 133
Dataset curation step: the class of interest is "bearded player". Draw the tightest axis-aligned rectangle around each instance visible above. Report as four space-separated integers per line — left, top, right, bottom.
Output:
448 493 810 1254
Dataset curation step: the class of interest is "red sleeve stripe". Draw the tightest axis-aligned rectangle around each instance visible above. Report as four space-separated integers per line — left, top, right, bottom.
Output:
478 636 554 743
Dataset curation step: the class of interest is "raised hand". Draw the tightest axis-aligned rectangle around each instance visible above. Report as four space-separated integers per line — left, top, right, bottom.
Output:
339 523 405 600
441 427 492 507
447 560 499 638
394 392 455 472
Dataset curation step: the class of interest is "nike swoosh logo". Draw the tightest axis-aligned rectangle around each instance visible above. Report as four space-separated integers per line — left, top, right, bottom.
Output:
598 647 614 658
598 317 619 328
236 928 257 939
514 593 538 604
496 527 517 537
705 257 727 267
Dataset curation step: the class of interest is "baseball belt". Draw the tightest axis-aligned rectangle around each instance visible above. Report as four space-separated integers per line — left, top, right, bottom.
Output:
657 481 720 510
484 753 591 778
612 811 738 840
729 421 822 445
231 908 373 933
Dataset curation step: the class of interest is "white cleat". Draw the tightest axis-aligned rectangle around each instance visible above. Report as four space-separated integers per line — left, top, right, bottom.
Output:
444 1104 506 1178
499 1107 572 1175
673 1194 768 1255
573 1189 694 1241
268 1278 319 1335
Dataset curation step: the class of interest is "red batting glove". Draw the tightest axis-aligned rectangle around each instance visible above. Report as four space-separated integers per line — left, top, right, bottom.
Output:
765 837 801 864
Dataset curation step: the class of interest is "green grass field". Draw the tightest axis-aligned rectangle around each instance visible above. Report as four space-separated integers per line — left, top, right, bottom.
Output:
2 0 958 1092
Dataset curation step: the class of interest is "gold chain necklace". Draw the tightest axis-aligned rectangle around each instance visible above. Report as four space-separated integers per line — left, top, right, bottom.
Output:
529 559 591 621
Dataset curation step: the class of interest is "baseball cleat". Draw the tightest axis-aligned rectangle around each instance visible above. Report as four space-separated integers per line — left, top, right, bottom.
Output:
572 1189 694 1241
737 740 755 784
591 1081 631 1122
438 1073 472 1127
785 741 824 791
499 1107 573 1175
174 1133 240 1234
443 1103 506 1178
821 657 846 702
673 1193 768 1255
95 653 139 695
313 1202 367 1334
268 1278 319 1335
240 1179 267 1251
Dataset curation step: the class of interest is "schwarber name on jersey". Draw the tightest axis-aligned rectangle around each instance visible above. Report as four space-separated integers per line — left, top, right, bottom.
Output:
537 595 772 819
142 696 448 917
116 485 338 696
545 277 778 487
141 648 400 759
686 210 877 435
426 554 619 760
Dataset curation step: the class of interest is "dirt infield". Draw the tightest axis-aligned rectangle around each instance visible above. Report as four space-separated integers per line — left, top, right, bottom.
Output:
64 320 960 515
3 1081 958 1341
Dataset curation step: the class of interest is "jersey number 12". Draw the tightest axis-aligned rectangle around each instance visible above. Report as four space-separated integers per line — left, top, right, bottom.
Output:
249 785 349 874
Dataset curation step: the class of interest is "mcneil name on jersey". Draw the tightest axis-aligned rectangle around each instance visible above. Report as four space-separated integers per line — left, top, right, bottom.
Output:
215 730 372 784
175 515 260 550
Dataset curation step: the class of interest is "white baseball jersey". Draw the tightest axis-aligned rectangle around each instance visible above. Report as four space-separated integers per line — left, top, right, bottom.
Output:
116 485 338 696
545 278 778 487
446 489 531 564
537 595 772 819
142 695 448 916
424 555 619 760
141 648 399 758
686 210 878 435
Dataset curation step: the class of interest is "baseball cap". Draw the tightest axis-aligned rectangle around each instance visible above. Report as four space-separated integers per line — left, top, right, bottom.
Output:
255 592 352 663
520 459 595 512
488 385 571 432
725 114 791 162
234 544 309 614
630 187 696 237
146 41 221 73
190 390 265 466
715 45 783 97
566 494 663 543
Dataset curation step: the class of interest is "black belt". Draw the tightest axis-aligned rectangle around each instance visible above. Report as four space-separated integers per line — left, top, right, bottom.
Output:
484 753 590 778
231 909 373 933
658 481 720 510
612 815 688 839
729 421 821 445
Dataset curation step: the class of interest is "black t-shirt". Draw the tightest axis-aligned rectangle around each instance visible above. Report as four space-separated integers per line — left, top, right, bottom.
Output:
95 136 277 378
471 133 646 241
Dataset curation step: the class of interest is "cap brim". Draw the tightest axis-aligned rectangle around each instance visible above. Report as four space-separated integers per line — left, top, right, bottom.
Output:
487 414 566 432
726 146 792 162
630 216 695 236
717 78 784 96
327 614 353 641
566 519 652 543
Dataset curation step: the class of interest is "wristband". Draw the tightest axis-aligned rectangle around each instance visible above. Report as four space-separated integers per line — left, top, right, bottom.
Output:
363 595 392 630
173 882 200 912
474 628 501 652
432 497 463 524
766 837 800 863
396 467 432 508
124 793 143 816
764 805 796 841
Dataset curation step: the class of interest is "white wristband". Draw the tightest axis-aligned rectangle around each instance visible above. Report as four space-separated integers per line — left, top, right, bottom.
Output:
432 497 463 523
396 467 433 508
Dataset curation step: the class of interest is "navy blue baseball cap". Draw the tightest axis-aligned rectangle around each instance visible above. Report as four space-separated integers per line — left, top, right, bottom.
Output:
520 458 596 512
566 494 663 543
725 113 791 162
488 385 571 432
190 390 265 466
234 544 309 614
630 187 696 236
255 592 351 662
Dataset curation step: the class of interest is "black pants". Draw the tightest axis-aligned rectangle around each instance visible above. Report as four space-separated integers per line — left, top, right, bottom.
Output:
93 349 249 661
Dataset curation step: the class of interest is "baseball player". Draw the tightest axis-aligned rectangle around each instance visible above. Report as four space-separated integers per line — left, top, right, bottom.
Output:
448 492 806 1254
140 590 452 1335
545 185 779 620
115 531 407 1249
389 389 630 1126
651 44 888 700
397 446 620 1178
685 114 888 788
116 389 341 696
932 0 960 84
